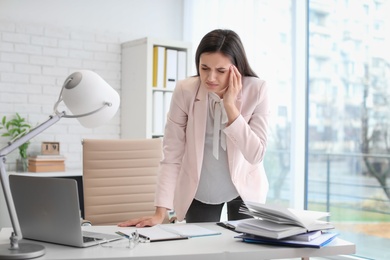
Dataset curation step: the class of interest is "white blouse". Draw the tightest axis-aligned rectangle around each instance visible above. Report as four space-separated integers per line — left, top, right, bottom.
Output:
194 92 239 204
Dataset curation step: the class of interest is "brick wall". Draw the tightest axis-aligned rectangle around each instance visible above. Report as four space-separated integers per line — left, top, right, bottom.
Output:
0 21 122 171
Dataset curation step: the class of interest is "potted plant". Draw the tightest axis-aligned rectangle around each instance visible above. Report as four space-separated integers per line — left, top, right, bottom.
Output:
0 113 32 172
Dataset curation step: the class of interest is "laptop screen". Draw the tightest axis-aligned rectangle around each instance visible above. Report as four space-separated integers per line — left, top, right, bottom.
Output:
10 175 86 247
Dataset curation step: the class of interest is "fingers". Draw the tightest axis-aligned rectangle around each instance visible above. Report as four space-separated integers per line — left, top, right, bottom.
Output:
117 216 158 227
117 219 139 227
117 217 145 227
135 220 152 228
229 65 234 87
228 65 242 97
229 65 242 89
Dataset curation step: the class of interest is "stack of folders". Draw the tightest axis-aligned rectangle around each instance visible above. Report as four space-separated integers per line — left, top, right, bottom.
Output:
152 45 187 135
218 201 338 248
152 46 187 89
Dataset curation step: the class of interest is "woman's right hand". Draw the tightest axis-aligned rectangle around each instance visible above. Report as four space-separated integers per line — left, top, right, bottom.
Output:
117 207 167 227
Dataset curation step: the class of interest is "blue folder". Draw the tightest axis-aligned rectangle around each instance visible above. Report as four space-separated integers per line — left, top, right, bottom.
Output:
235 232 338 248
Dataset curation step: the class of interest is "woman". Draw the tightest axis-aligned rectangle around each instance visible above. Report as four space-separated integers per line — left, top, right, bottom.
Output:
118 29 269 227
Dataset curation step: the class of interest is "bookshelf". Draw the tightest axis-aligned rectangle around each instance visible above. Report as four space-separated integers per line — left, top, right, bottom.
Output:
121 37 192 138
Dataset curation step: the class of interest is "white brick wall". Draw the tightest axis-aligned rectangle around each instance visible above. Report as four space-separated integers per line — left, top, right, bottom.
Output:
0 21 122 171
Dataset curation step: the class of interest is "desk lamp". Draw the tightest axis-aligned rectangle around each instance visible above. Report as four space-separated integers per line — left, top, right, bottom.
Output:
0 70 120 259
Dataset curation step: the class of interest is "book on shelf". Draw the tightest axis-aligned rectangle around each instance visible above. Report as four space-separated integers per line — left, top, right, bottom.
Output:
28 163 65 173
233 201 334 239
28 160 64 166
29 155 66 161
28 155 66 172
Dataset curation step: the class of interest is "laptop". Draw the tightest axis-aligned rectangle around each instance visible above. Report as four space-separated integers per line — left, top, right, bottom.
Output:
9 175 122 247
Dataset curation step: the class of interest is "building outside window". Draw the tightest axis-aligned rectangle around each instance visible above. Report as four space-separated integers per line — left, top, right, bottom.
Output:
184 0 390 258
307 1 390 259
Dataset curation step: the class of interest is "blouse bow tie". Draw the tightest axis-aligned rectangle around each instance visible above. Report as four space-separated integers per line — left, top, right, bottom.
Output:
209 92 228 159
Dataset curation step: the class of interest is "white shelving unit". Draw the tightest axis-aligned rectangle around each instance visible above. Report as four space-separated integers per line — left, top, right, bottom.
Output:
121 37 192 139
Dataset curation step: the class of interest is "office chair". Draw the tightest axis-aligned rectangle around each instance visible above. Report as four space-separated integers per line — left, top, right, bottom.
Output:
82 138 163 225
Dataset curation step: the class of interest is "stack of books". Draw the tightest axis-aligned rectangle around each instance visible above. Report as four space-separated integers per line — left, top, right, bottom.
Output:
218 201 338 248
28 155 66 172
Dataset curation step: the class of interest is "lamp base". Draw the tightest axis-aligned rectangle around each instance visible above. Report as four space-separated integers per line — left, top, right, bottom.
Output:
0 243 45 259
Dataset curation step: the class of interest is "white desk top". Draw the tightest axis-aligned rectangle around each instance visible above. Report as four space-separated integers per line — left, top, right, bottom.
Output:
0 224 355 260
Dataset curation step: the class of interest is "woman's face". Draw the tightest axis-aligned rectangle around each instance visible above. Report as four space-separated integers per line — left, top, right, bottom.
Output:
199 52 233 97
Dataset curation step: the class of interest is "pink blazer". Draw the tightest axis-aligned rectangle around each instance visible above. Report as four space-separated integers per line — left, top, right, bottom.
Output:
155 76 270 221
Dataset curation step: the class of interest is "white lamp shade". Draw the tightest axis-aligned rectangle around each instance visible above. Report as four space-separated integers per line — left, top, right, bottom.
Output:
62 70 120 128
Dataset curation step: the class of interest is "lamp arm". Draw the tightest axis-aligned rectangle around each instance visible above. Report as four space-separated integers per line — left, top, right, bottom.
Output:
0 112 64 241
0 112 64 157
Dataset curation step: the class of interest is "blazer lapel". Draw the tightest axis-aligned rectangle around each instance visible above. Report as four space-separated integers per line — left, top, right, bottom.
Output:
193 82 208 177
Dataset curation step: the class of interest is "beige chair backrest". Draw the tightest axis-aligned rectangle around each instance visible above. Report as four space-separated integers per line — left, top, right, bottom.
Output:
82 138 162 225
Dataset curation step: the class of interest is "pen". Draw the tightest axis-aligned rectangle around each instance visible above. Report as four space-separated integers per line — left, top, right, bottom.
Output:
116 230 151 243
137 233 150 241
115 231 130 239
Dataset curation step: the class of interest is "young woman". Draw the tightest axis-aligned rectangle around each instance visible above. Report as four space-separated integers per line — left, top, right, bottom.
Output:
118 29 270 227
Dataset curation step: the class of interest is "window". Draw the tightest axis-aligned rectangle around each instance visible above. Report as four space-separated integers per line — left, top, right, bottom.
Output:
308 1 390 259
183 0 390 258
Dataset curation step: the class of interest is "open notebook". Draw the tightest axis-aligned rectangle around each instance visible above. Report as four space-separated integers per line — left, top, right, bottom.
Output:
10 175 122 247
120 224 221 242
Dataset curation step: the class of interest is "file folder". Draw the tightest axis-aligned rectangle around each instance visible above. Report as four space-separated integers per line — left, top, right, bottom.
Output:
153 91 164 134
165 49 178 90
177 50 187 81
235 232 338 248
153 46 166 88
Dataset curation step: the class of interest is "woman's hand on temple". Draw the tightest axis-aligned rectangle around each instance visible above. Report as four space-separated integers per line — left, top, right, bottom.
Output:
224 65 242 124
225 65 242 103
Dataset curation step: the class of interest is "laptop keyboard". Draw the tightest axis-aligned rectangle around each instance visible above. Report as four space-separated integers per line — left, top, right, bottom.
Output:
82 231 121 243
83 236 102 243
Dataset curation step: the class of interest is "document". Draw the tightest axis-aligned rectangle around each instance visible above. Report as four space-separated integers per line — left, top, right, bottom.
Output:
135 226 188 242
287 230 322 241
133 224 221 242
158 224 221 238
235 202 334 239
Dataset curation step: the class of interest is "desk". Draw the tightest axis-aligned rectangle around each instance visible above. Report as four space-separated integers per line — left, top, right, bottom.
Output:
0 223 355 260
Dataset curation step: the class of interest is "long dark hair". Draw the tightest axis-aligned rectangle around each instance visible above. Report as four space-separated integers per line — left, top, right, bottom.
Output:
195 29 258 77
